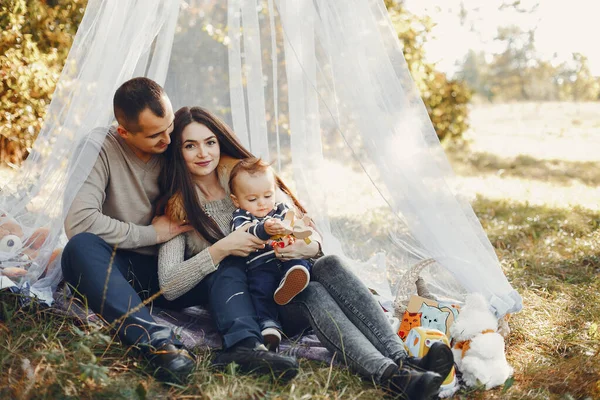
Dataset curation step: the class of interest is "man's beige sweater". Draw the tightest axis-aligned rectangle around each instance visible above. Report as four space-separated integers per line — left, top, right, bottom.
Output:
64 127 160 255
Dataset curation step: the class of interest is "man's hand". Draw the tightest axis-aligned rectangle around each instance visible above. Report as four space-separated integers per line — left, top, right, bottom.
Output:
152 215 193 243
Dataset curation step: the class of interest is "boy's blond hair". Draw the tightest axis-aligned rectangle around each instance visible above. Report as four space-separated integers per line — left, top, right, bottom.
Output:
228 157 274 195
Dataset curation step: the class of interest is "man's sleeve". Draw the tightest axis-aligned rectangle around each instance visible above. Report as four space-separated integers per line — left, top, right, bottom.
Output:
64 138 156 249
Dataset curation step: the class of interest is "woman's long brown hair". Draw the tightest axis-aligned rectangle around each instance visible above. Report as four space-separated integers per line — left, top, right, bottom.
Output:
159 106 306 244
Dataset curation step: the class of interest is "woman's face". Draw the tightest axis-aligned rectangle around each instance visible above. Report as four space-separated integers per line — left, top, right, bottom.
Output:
181 122 220 181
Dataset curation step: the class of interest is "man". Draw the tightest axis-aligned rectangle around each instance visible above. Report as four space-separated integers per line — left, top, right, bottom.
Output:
61 77 299 383
62 77 194 383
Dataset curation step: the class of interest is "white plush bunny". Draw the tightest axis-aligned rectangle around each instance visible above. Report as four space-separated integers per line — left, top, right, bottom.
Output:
450 293 513 389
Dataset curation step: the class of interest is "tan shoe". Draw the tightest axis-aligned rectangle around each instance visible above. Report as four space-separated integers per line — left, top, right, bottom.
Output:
273 265 310 305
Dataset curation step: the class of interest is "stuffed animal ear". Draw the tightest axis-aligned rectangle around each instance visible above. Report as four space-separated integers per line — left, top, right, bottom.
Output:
465 293 489 311
284 209 295 224
0 219 24 237
24 227 50 249
301 215 311 226
292 225 312 239
166 192 188 223
292 217 312 239
2 267 28 278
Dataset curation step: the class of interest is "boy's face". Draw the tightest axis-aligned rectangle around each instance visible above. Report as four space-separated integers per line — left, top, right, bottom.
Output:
231 170 277 218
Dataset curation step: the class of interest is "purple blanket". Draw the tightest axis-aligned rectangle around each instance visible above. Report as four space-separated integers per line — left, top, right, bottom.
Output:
53 290 335 363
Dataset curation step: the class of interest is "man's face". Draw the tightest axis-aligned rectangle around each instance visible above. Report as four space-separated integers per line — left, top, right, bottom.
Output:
118 95 175 161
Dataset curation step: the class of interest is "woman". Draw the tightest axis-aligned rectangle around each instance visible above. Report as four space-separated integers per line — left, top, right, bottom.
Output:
158 107 453 399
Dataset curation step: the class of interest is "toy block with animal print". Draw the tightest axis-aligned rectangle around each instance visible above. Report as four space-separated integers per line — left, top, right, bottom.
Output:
404 327 459 397
406 295 460 340
398 311 421 340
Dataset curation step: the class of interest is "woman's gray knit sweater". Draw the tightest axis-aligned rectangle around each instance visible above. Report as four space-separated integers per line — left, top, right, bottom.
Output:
157 197 237 300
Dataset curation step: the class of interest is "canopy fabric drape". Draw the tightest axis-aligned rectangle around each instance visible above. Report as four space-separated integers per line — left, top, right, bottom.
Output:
0 0 522 316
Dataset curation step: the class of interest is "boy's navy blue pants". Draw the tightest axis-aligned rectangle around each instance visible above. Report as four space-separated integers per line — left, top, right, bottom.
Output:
61 233 262 350
244 258 312 331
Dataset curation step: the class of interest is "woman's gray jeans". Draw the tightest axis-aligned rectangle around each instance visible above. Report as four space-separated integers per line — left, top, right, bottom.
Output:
281 255 407 383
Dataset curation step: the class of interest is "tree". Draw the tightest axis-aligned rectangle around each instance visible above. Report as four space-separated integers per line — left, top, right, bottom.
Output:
457 50 494 101
459 25 599 102
556 53 600 101
0 0 86 165
487 25 537 100
385 0 471 141
1 0 471 166
455 0 600 102
526 59 559 101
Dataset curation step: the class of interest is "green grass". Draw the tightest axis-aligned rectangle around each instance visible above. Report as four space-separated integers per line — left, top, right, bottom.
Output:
1 196 599 399
472 197 600 400
0 292 383 399
2 101 600 398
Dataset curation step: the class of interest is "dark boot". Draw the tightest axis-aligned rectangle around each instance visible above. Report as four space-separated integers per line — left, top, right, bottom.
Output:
146 343 196 384
383 367 443 400
401 342 454 380
212 343 299 380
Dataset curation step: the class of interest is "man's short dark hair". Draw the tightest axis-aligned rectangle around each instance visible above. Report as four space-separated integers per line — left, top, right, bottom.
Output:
113 77 166 132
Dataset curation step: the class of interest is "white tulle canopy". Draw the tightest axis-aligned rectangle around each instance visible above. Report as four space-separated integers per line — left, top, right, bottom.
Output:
0 0 522 316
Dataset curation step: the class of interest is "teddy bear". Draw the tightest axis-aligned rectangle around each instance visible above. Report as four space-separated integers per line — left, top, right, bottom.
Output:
0 215 60 280
449 293 513 389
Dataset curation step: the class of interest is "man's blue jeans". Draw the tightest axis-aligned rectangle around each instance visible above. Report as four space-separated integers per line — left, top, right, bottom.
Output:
61 233 262 350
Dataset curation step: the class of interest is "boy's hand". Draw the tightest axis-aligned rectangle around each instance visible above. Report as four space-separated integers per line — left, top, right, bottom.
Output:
264 219 288 236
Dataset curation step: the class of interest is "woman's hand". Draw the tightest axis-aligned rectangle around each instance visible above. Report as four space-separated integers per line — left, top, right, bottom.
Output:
274 238 320 261
209 224 267 264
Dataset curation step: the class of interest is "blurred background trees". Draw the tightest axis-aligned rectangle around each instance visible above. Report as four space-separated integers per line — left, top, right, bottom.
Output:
3 0 599 166
453 0 600 102
0 0 472 166
385 0 471 142
0 0 85 165
457 29 600 102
